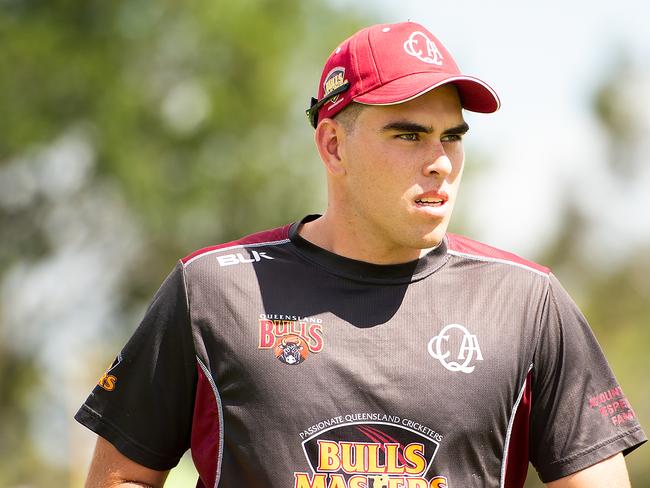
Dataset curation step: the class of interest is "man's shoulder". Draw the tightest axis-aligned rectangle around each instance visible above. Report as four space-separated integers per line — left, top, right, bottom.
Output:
180 223 293 268
446 233 551 277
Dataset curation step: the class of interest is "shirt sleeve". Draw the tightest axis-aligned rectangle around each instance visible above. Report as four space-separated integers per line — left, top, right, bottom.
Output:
74 261 197 471
529 273 646 482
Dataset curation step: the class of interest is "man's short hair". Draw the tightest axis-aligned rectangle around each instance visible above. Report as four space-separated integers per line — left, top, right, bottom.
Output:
332 102 364 133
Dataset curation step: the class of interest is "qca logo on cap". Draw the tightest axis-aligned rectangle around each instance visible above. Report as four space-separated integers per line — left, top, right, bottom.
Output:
428 324 483 373
404 31 444 65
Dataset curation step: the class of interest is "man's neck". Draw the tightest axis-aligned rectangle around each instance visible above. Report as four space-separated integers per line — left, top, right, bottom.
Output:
297 213 434 265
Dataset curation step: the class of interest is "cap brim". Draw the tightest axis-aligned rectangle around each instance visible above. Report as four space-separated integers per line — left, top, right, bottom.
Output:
354 73 500 113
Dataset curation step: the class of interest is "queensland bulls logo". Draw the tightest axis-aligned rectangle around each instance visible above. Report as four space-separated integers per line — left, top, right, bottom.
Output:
259 314 324 365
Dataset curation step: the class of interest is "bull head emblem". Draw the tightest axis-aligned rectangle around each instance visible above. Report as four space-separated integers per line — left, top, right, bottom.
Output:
276 336 305 365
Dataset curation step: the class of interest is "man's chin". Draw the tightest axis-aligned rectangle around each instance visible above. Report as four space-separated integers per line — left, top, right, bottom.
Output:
417 226 447 249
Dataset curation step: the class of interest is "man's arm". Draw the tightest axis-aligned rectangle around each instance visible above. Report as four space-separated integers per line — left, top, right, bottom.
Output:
546 453 630 488
85 436 170 488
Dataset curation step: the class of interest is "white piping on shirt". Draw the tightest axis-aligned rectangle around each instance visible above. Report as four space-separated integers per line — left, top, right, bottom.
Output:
196 356 225 488
183 238 291 267
500 363 534 488
447 249 549 277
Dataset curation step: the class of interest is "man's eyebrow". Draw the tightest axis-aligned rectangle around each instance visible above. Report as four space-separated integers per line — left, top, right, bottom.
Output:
380 121 470 134
442 121 470 135
380 121 433 134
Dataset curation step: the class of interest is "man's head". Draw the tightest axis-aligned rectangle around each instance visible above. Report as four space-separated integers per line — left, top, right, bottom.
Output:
306 22 499 262
315 84 467 258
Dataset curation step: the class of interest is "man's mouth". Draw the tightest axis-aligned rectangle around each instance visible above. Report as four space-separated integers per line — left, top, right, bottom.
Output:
415 192 448 207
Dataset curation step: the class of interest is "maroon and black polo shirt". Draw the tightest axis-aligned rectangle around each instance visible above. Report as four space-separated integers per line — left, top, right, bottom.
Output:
76 215 646 487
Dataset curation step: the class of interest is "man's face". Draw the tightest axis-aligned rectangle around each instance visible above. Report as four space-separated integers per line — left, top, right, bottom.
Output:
337 84 467 259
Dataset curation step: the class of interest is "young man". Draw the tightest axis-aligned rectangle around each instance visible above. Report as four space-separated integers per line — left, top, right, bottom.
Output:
76 22 645 487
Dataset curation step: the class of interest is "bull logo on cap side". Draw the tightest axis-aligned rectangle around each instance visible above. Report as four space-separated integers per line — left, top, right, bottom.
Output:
404 31 444 65
322 67 347 109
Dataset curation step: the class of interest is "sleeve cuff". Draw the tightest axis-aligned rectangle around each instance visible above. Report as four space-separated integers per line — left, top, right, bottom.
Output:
537 426 647 483
75 403 183 471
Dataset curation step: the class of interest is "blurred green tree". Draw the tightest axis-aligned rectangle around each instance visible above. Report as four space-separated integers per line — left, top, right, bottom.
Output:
0 1 369 485
523 57 650 488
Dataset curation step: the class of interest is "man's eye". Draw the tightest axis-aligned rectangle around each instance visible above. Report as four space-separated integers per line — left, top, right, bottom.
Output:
442 134 463 143
397 133 419 141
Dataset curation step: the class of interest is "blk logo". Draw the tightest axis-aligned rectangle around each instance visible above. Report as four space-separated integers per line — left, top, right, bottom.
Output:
217 250 273 267
403 31 444 65
428 323 483 373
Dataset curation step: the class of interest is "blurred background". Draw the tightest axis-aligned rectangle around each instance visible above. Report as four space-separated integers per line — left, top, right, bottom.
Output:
0 0 648 486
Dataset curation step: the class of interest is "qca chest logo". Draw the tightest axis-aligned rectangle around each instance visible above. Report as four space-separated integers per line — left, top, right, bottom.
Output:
427 324 483 373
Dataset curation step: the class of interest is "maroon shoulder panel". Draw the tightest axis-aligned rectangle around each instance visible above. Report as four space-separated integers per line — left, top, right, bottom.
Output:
504 371 533 487
181 224 292 265
447 233 550 275
191 363 221 488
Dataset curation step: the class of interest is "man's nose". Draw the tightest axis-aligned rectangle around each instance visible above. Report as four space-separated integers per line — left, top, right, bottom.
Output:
423 143 452 178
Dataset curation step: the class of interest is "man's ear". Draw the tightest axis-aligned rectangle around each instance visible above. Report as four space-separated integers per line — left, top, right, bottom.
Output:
314 118 347 176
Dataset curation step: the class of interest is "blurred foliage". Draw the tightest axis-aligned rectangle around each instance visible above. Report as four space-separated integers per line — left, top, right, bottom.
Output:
523 58 650 488
0 0 369 485
0 0 366 300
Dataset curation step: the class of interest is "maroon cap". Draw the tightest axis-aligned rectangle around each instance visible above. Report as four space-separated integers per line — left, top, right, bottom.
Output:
307 22 500 128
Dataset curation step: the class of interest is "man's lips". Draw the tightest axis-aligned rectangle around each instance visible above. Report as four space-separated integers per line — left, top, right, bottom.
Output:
414 190 449 207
